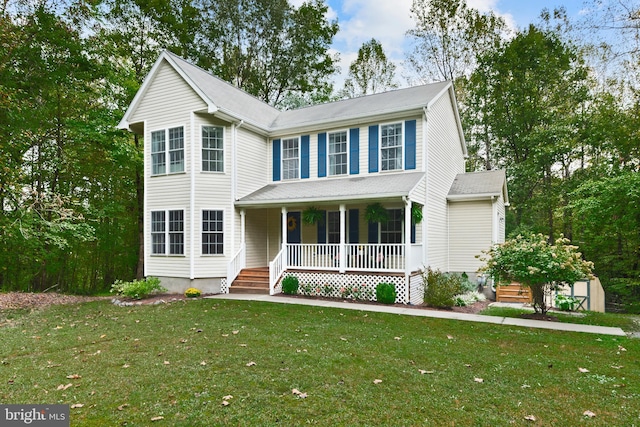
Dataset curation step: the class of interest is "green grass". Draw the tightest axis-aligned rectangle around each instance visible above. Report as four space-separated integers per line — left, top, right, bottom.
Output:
1 299 639 426
480 306 640 333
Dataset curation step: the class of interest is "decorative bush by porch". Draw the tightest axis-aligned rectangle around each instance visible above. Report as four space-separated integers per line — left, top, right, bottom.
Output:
281 275 300 295
376 282 397 304
110 277 166 300
185 287 202 298
423 268 465 308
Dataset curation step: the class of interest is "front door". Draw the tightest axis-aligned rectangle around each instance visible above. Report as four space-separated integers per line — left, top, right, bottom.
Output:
286 211 301 244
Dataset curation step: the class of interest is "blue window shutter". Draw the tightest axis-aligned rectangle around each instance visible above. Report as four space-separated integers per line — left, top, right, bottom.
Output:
272 139 281 181
349 128 359 175
367 221 378 243
301 135 310 179
405 120 417 170
368 125 378 173
349 209 359 243
317 210 327 244
318 132 327 177
411 222 416 244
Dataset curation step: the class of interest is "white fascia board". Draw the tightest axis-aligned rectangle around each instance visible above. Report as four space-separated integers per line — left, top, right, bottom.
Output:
426 82 467 158
447 193 500 202
235 192 409 208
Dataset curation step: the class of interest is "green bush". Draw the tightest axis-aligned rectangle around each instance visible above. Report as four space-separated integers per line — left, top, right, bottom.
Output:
376 282 396 304
110 277 166 300
554 294 579 311
185 287 202 298
281 275 299 295
423 268 464 308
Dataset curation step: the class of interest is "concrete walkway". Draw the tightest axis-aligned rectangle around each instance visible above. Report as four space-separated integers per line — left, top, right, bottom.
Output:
206 294 626 337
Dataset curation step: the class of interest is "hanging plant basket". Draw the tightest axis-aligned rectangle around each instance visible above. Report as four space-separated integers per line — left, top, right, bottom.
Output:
412 203 423 224
364 203 389 224
302 206 324 225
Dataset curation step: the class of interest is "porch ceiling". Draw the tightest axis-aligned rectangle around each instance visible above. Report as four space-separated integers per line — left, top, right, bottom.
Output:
235 172 426 208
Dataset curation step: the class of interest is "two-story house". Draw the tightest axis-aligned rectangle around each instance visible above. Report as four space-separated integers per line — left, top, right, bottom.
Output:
118 51 508 304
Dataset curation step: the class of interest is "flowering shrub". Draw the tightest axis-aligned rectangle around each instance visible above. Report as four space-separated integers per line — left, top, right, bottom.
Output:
185 287 201 298
454 291 486 307
478 233 593 314
298 281 374 301
110 277 166 300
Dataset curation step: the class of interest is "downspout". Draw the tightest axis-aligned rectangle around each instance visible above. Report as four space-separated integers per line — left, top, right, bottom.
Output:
190 113 196 280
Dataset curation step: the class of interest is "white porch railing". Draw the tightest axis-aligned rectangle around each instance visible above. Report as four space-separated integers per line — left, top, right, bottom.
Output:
283 243 412 273
269 248 285 295
226 243 246 292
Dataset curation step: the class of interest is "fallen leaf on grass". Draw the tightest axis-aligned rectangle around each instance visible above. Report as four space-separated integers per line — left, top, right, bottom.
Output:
163 361 170 365
340 337 347 341
239 344 247 347
223 395 233 400
222 400 231 406
122 364 130 369
578 367 589 373
232 330 239 335
292 389 308 398
200 361 207 366
521 384 531 389
246 361 256 367
474 378 484 383
524 415 536 421
179 338 188 343
394 336 401 340
117 404 129 411
373 379 382 384
100 334 106 338
618 345 627 352
70 403 83 409
611 365 623 369
464 364 472 368
66 374 81 379
57 383 73 391
447 335 454 340
583 410 596 418
150 416 164 421
221 334 229 337
418 370 434 375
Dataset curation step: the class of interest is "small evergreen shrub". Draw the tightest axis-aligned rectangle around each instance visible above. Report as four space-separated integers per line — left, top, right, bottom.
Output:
376 282 396 304
423 268 464 308
281 275 299 295
185 287 202 298
110 277 166 300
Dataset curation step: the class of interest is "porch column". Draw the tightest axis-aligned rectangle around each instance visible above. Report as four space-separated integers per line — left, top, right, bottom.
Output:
339 204 346 273
404 198 411 276
281 207 288 268
240 209 246 248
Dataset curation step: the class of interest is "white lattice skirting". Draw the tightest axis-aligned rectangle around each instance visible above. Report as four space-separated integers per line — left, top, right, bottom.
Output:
220 278 228 294
279 271 424 304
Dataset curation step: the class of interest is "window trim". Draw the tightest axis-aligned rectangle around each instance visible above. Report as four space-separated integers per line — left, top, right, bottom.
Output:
150 209 185 256
150 125 186 176
281 136 300 180
379 121 404 172
327 130 349 177
201 124 225 173
379 208 404 244
201 209 225 256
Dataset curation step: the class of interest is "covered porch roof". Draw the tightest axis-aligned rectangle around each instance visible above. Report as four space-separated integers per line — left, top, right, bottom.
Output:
235 172 426 208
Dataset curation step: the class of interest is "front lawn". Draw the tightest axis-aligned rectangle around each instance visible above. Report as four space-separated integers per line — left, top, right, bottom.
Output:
1 299 638 426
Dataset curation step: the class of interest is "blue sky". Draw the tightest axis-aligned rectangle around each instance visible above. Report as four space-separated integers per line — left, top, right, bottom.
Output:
296 0 589 87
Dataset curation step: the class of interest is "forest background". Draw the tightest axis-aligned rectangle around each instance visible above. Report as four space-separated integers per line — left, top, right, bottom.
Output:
1 0 638 311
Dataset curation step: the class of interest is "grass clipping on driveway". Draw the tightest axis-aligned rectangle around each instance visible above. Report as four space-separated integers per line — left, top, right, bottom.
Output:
0 299 637 426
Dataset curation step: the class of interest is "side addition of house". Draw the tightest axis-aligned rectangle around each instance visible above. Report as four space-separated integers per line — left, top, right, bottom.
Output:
118 51 508 304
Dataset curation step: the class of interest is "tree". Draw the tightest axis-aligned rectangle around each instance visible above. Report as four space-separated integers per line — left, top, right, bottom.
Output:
341 38 397 98
479 234 593 314
406 0 506 83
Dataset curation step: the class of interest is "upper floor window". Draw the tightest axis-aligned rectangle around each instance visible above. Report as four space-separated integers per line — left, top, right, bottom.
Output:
202 126 224 172
151 126 184 175
151 209 184 255
381 123 402 171
282 137 299 180
328 131 348 176
202 210 224 255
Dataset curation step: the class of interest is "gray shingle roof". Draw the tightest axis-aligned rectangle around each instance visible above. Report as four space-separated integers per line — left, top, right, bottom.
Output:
236 172 426 207
447 170 508 202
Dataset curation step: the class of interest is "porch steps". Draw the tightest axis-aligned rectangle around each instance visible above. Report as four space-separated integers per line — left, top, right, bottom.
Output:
230 267 270 294
496 283 532 303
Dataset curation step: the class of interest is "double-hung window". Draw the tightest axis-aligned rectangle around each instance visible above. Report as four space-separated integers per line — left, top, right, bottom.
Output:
327 211 340 244
202 126 224 172
151 209 184 255
282 137 299 180
380 123 402 171
151 126 184 175
380 209 403 243
202 210 224 255
328 131 348 176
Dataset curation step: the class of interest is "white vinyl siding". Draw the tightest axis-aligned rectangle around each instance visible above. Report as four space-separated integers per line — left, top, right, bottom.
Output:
426 93 466 271
448 200 492 273
202 125 224 172
328 131 348 176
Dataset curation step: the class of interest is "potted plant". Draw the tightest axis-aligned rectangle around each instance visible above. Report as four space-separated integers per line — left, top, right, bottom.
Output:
364 203 389 223
302 206 324 225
